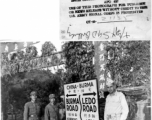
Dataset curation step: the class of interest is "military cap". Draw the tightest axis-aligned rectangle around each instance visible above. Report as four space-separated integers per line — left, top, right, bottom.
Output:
49 94 55 99
30 91 37 96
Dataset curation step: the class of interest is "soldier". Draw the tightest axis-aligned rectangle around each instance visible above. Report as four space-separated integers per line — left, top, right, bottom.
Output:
24 91 41 120
104 78 129 120
59 95 66 120
44 94 59 120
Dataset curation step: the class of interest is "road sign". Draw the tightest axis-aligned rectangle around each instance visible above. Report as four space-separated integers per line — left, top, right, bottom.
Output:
64 79 99 120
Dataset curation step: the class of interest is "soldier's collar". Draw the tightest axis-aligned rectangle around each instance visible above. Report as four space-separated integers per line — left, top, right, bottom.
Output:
31 100 36 103
109 90 117 96
49 103 55 106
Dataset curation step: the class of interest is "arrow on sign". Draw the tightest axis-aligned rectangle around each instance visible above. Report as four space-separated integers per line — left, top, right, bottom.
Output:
66 94 77 97
83 92 96 96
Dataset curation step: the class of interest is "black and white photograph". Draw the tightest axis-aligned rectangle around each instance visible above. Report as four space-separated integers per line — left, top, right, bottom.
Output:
0 41 151 120
0 0 151 120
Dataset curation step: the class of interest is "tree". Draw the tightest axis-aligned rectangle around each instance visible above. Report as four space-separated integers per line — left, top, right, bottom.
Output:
25 46 38 60
41 42 57 57
16 51 25 60
56 68 66 95
1 52 11 76
1 52 9 62
105 41 150 86
62 41 96 83
94 41 150 120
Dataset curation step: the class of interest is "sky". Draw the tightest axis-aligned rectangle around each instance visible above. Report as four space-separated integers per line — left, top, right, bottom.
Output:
0 0 61 52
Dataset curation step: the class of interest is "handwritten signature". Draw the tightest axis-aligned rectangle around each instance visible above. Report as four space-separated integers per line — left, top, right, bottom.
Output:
67 26 130 40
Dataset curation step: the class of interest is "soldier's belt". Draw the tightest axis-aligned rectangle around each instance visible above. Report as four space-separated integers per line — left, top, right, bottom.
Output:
107 113 121 120
29 115 38 118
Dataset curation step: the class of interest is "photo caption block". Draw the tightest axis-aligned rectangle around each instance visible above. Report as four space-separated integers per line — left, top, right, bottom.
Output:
60 0 151 41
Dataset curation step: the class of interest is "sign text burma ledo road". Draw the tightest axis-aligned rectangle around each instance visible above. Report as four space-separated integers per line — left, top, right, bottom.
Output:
64 79 99 120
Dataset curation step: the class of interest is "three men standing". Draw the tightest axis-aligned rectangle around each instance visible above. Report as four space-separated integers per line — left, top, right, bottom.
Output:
104 79 129 120
24 80 129 120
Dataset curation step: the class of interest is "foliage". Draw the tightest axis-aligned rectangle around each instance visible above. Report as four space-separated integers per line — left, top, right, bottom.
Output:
24 69 52 81
41 41 57 57
1 52 12 76
1 69 63 119
126 96 138 120
1 43 63 76
62 41 96 83
8 46 37 63
1 75 14 120
25 46 38 60
16 51 25 60
9 87 27 111
105 41 150 86
1 46 38 76
10 53 18 62
55 68 66 95
1 52 9 62
104 41 150 120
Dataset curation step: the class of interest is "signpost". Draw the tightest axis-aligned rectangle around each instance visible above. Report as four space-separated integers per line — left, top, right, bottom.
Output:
64 79 99 120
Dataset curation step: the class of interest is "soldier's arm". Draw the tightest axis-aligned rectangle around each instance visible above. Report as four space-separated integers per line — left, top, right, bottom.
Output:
104 97 108 120
23 103 29 120
57 106 60 120
44 106 49 120
38 104 41 120
120 93 129 120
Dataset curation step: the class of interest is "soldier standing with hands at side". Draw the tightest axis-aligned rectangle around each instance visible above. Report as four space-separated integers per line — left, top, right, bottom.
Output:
24 91 41 120
104 78 129 120
45 94 59 120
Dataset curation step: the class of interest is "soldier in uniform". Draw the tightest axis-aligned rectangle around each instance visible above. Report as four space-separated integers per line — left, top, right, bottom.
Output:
24 91 41 120
59 95 66 120
44 94 59 120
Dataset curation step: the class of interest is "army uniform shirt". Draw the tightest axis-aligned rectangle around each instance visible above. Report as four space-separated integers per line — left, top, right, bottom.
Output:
45 103 59 120
24 101 40 120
